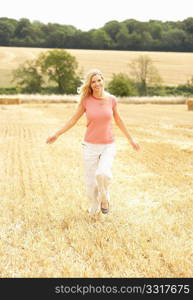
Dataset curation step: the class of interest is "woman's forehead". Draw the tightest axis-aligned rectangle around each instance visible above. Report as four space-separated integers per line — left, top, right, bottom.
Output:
91 74 102 81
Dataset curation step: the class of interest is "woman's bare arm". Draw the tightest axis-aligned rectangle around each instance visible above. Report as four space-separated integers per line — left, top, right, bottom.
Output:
46 103 85 144
113 104 140 151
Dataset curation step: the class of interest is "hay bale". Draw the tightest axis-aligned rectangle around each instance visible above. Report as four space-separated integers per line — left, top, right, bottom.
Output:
0 98 21 105
186 99 193 110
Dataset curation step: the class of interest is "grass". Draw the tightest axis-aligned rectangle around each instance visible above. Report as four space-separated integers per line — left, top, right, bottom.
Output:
0 102 192 277
1 46 193 87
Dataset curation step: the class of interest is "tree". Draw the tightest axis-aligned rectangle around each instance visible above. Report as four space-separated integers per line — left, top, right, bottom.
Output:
12 60 43 93
13 18 38 46
12 49 81 94
115 24 130 49
90 29 112 49
0 19 15 45
14 18 30 39
1 17 193 51
127 32 142 49
149 20 163 40
182 17 193 34
107 73 137 97
41 23 77 48
129 55 162 95
140 31 153 50
37 49 81 94
162 29 187 51
103 20 121 41
123 19 140 34
72 30 93 49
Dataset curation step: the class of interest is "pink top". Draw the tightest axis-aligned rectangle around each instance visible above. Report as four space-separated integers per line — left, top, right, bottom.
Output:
82 94 117 144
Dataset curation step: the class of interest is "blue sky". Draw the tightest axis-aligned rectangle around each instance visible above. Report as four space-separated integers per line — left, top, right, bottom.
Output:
1 0 193 30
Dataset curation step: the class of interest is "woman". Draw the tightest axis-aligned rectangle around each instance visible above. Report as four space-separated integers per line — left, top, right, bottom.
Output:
46 69 140 216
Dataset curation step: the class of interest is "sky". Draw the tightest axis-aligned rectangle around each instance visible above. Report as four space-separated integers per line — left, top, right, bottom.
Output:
1 0 193 31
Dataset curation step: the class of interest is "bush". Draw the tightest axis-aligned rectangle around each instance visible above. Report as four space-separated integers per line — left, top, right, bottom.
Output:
12 60 43 93
147 85 167 96
147 85 193 96
0 87 18 95
175 84 193 96
107 73 137 96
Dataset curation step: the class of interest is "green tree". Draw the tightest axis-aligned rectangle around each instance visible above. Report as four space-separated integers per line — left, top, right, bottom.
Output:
41 23 77 48
37 49 81 94
13 18 38 46
12 60 43 93
149 20 163 39
140 31 153 50
127 32 142 49
129 55 162 95
31 21 48 47
107 73 137 96
182 17 193 33
115 24 130 49
90 29 112 49
0 19 15 45
1 17 193 51
162 29 187 51
103 20 121 41
72 30 93 49
14 18 31 39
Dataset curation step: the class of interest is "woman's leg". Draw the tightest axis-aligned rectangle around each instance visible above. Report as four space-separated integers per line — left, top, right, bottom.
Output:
95 144 116 210
82 144 101 215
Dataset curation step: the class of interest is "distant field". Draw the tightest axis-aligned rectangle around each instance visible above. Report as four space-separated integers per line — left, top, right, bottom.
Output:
0 103 192 277
1 46 193 87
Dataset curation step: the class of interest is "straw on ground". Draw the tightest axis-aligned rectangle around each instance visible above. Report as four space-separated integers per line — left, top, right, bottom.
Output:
0 103 192 277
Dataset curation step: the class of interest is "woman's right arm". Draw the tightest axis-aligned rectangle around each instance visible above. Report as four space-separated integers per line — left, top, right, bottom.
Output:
46 103 85 144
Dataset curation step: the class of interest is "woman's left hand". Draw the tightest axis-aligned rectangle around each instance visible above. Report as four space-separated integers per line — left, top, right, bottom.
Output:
130 139 140 151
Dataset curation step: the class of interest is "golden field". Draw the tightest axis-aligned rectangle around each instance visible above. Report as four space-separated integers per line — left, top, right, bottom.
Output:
1 46 193 86
0 102 192 277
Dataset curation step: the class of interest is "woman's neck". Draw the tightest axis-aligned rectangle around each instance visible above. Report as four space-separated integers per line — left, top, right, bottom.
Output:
92 91 105 98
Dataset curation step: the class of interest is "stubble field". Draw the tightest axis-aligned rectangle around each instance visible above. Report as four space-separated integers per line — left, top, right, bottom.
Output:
1 46 193 86
0 102 192 277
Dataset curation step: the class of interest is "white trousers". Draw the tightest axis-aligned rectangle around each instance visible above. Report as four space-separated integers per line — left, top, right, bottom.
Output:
82 141 116 214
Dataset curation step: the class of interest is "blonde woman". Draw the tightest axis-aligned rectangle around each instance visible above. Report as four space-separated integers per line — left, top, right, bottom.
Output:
46 69 140 216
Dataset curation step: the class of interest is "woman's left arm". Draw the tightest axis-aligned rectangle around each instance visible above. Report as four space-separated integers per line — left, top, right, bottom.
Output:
113 103 140 151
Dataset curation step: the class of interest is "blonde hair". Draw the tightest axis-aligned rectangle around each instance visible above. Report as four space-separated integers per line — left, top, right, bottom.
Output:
78 69 104 104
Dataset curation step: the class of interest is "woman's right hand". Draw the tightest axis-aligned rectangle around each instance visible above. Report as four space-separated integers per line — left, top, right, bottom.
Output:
46 134 58 144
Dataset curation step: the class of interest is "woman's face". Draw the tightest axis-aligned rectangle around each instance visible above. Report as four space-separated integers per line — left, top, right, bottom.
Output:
90 74 104 94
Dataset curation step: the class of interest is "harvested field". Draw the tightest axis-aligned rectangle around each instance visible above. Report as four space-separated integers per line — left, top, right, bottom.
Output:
1 46 193 86
0 103 192 277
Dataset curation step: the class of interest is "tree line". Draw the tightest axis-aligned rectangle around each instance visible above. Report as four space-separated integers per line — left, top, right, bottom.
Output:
1 17 193 51
8 49 193 97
